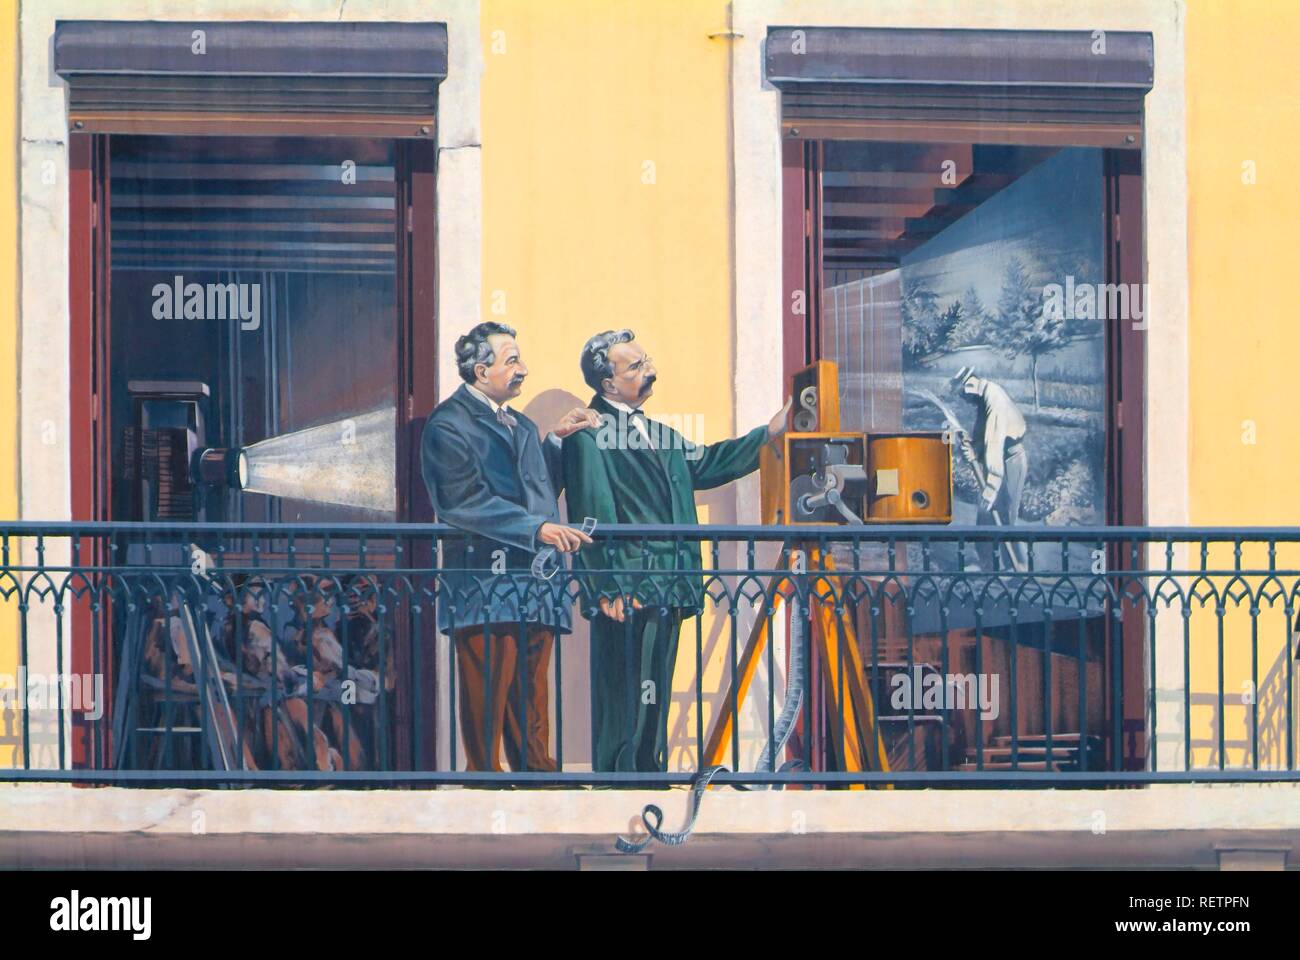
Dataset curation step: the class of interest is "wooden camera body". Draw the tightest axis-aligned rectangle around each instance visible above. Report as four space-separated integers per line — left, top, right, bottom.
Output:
864 432 952 522
760 361 953 525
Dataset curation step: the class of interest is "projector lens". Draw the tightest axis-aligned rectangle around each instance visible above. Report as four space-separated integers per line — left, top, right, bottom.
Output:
196 447 247 489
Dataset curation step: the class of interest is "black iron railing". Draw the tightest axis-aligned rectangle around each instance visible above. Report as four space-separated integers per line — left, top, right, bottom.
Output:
1 521 1298 787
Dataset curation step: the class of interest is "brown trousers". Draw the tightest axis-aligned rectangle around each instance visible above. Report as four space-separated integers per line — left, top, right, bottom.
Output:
453 626 557 772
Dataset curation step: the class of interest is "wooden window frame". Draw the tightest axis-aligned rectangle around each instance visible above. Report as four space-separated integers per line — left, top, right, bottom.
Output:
781 137 1147 769
67 129 440 770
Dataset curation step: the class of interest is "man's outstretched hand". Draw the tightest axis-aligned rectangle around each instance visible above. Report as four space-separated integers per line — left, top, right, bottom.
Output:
537 522 593 553
768 396 794 441
553 407 602 439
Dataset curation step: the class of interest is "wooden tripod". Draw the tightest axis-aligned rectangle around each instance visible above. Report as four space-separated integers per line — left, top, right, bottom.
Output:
702 544 889 783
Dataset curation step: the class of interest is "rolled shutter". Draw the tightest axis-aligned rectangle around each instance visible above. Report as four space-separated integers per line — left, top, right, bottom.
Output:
767 27 1153 148
54 20 448 137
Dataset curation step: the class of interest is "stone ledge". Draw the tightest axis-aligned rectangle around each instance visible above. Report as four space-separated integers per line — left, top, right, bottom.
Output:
2 783 1298 869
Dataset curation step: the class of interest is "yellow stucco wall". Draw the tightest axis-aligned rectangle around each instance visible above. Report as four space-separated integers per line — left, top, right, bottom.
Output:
1187 0 1300 528
480 0 740 768
1183 0 1300 767
481 0 733 427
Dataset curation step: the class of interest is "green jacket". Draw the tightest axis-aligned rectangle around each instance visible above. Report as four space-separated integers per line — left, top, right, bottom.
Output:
562 394 769 614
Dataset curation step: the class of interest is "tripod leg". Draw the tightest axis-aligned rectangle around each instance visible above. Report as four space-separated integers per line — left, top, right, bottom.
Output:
702 591 785 769
812 552 891 787
809 599 859 772
831 599 891 778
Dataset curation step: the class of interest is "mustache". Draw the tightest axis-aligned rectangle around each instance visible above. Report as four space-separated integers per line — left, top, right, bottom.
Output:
508 373 526 387
638 375 656 397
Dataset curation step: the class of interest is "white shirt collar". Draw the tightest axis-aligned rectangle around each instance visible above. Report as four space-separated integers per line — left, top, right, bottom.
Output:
465 382 508 415
605 398 643 416
605 397 654 448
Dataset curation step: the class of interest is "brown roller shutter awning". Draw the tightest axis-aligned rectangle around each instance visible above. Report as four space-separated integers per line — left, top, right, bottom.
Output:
54 20 449 137
767 27 1154 148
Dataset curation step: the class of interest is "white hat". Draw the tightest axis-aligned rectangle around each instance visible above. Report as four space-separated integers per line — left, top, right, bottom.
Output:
950 365 976 387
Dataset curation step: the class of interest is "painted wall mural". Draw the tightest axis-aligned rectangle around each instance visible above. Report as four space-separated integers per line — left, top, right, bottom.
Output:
899 147 1107 537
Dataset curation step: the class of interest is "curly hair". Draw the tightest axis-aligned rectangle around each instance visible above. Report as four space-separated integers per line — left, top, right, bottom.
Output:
455 322 517 384
580 329 635 393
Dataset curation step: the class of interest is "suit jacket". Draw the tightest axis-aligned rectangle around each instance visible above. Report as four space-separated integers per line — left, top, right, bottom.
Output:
562 393 768 615
420 383 570 633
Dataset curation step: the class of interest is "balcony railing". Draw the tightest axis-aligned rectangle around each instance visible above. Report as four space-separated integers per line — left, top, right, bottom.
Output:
1 521 1298 788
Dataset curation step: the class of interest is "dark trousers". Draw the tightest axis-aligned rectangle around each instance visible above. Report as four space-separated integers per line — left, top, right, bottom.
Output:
453 626 557 772
590 607 684 772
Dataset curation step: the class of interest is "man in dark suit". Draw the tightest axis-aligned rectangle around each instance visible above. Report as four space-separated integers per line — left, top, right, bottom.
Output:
562 329 790 773
421 322 598 772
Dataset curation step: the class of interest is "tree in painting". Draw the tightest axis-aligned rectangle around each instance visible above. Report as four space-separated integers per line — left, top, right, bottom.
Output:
901 279 942 361
995 257 1067 411
946 285 989 349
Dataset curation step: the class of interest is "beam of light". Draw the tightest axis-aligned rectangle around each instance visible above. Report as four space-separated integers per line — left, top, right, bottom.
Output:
240 406 396 514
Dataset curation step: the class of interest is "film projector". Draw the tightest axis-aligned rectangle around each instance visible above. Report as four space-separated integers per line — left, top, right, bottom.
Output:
705 360 953 780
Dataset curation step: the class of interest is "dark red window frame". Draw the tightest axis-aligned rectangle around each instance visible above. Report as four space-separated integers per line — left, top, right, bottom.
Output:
67 131 440 770
781 136 1147 769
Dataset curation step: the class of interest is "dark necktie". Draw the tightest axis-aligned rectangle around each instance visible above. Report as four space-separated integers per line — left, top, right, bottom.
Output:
496 406 517 431
629 409 655 449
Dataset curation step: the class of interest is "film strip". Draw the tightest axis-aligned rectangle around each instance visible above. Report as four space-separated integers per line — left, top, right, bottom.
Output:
530 516 599 580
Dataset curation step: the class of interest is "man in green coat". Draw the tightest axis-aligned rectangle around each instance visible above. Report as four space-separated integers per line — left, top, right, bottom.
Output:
562 330 790 772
